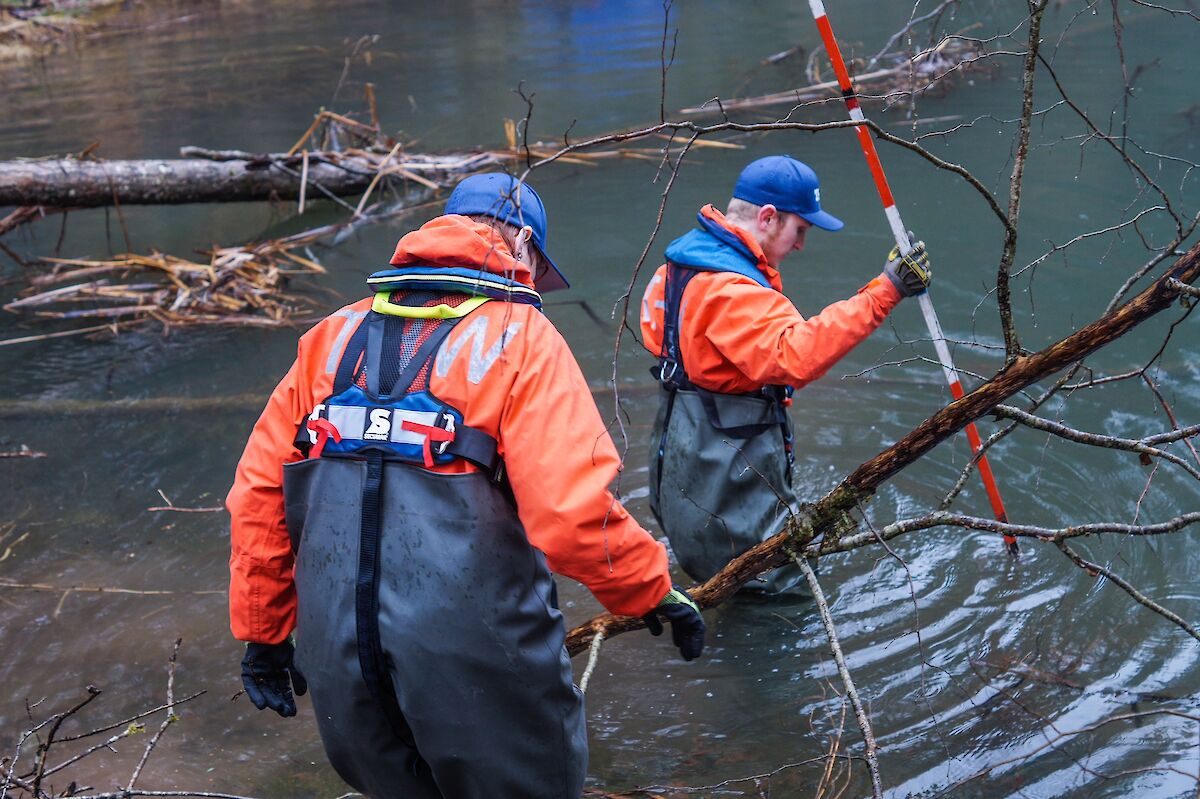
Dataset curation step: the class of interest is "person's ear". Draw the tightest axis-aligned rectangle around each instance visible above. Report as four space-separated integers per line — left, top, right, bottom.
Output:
757 204 778 230
514 225 534 261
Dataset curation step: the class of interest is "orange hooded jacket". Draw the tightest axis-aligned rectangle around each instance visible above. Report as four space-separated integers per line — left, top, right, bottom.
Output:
640 205 902 393
229 215 671 644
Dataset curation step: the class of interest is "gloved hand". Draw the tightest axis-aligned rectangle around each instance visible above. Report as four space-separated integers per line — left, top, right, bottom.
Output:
241 639 307 717
884 234 933 297
642 586 705 661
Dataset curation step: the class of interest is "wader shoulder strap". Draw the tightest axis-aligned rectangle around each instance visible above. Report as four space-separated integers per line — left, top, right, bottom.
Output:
657 263 702 390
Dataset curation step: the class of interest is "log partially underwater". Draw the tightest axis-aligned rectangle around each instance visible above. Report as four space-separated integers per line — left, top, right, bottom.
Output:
0 150 504 208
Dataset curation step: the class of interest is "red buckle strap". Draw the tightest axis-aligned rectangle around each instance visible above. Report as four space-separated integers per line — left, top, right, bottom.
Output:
401 420 456 468
306 418 342 459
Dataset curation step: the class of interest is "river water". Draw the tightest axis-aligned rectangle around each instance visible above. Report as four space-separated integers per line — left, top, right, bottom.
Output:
1 1 1198 797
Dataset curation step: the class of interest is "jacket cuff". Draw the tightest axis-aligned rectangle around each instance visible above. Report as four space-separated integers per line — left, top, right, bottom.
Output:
861 272 904 308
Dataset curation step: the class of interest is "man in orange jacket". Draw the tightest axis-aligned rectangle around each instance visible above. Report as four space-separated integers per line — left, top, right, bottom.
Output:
228 173 705 799
640 155 932 595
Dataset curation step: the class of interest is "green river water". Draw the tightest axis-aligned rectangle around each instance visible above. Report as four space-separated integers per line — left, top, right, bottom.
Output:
1 1 1198 796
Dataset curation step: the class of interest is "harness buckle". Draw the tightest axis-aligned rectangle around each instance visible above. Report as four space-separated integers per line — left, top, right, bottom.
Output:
436 413 456 456
400 416 457 469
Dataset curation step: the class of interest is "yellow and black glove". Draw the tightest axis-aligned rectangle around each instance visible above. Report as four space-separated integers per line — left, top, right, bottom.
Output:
884 235 933 297
642 586 705 661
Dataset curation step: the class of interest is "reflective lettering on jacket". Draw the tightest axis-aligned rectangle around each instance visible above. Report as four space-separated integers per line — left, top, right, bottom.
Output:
641 273 664 332
435 315 524 385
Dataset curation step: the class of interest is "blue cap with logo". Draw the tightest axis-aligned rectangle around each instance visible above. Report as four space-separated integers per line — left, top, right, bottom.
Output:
732 155 844 232
444 172 569 292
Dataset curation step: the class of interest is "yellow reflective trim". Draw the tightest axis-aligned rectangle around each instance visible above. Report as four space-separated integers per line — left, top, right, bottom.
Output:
372 293 490 319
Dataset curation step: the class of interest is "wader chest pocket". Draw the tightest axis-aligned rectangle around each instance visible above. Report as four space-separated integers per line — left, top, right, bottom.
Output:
694 389 786 438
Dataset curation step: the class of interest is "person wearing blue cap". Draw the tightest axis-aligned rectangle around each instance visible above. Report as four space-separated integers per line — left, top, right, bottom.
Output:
229 172 705 798
640 155 931 594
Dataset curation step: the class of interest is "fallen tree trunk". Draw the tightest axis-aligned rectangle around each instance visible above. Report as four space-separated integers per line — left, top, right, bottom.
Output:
0 150 503 208
565 239 1200 656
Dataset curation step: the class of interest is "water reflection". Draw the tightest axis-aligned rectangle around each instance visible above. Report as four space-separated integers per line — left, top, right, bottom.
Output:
1 1 1198 797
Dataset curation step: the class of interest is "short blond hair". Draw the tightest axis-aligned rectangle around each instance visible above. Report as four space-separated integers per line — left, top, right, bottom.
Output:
465 214 522 252
724 197 760 225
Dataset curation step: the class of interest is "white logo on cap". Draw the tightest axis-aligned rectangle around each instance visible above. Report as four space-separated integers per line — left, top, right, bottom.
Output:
814 188 821 203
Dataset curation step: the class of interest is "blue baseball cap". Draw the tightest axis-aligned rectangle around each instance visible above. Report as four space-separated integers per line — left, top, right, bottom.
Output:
444 173 569 292
732 155 844 231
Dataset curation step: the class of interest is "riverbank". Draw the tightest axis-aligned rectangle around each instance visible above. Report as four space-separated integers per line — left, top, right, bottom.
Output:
0 0 125 61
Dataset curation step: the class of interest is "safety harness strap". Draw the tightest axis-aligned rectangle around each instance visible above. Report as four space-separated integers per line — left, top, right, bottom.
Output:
333 319 371 395
446 423 503 475
376 315 408 398
361 311 459 398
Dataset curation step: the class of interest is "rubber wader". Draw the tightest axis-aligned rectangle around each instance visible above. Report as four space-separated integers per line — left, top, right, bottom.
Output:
650 263 808 595
284 302 586 798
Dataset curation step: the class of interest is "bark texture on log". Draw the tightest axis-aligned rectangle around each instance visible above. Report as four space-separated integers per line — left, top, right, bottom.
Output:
0 157 375 206
565 239 1200 656
0 152 499 207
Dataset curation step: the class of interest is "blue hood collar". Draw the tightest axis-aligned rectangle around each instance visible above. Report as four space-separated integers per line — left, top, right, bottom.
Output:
662 212 772 288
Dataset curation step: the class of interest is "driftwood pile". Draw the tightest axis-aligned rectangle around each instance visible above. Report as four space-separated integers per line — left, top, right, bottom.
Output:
0 103 748 342
681 38 991 115
3 237 327 331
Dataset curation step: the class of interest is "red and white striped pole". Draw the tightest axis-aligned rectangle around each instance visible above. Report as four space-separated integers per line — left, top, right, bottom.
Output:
808 0 1017 553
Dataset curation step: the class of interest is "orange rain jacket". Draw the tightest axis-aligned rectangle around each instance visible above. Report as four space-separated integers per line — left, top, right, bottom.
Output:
229 215 672 644
640 205 902 393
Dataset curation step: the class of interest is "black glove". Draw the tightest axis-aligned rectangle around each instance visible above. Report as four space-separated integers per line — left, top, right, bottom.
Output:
884 234 933 297
642 586 705 661
241 639 307 718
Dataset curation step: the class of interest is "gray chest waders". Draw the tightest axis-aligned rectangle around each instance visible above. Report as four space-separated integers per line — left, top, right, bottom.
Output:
284 305 585 799
649 265 808 595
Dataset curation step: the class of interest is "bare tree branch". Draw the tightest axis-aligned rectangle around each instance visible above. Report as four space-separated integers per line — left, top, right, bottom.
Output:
793 556 883 799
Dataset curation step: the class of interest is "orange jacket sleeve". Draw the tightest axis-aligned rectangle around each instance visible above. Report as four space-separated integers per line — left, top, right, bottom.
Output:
688 272 902 390
497 311 671 617
226 304 366 644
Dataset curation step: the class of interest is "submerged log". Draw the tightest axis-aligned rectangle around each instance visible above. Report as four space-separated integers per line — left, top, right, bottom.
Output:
0 150 505 208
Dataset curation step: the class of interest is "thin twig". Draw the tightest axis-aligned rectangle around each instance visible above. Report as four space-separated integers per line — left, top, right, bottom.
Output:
1056 541 1200 641
792 555 883 799
126 639 182 792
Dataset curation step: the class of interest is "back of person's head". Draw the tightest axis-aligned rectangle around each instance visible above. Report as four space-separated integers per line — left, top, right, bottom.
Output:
444 173 569 291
